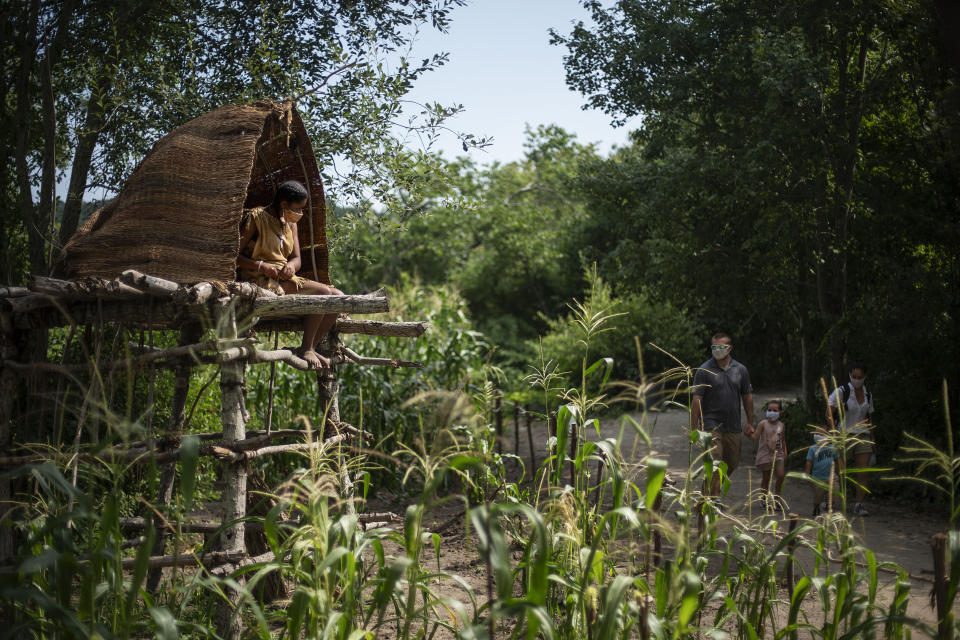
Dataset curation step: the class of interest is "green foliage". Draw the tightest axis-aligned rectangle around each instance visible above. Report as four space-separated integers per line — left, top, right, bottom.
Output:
552 0 960 434
331 125 602 372
538 265 704 387
0 449 202 637
2 0 482 279
240 277 488 488
892 380 960 526
7 320 956 638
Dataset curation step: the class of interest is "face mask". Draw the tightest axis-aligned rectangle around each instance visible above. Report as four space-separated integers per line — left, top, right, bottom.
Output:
282 208 304 223
849 376 865 389
766 410 780 421
711 345 731 359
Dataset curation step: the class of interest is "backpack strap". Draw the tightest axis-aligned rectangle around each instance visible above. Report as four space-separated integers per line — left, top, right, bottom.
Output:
831 382 852 426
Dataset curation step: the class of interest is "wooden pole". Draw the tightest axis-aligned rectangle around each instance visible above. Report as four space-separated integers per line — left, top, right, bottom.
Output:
652 493 663 568
29 274 144 299
549 410 557 482
251 290 388 318
0 312 18 565
118 270 179 297
266 332 278 433
317 332 354 517
215 305 247 640
933 533 950 640
147 323 201 593
525 408 536 480
785 513 799 592
0 427 364 468
494 393 503 455
513 404 520 456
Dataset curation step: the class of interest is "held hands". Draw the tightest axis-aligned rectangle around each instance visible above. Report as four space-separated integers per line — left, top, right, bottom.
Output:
256 261 294 281
260 263 280 280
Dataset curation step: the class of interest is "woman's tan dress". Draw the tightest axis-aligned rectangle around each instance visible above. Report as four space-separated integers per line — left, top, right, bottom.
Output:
238 206 307 294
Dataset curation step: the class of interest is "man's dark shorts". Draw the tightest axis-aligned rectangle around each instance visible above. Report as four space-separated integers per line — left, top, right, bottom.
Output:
709 430 742 475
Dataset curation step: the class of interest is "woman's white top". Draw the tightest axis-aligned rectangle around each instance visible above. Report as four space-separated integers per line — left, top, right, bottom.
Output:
827 384 874 433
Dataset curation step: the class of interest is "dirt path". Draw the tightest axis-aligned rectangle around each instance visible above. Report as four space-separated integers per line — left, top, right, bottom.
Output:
450 385 954 630
486 386 946 578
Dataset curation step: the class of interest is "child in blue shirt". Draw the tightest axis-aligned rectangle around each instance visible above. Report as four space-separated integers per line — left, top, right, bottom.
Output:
805 432 841 516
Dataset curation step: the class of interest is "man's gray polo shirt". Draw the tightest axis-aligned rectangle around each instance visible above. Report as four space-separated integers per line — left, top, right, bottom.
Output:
692 357 752 433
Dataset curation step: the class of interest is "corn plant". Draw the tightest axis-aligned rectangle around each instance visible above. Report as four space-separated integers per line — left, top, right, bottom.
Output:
1 460 183 638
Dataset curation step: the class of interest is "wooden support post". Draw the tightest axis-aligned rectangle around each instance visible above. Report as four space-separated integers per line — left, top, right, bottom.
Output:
525 408 537 480
317 333 354 516
549 410 557 482
317 366 340 425
933 533 950 640
652 493 663 568
494 393 503 455
513 404 520 456
147 323 201 593
785 513 799 592
0 312 18 566
696 500 704 540
215 306 247 640
266 332 278 433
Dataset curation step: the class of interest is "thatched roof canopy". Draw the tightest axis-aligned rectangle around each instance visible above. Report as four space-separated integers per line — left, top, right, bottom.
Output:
56 100 330 284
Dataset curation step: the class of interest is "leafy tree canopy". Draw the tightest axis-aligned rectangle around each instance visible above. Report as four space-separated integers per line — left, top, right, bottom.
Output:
2 0 482 280
553 0 960 443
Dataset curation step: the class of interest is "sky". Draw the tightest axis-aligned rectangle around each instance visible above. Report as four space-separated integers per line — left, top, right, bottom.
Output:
400 0 634 164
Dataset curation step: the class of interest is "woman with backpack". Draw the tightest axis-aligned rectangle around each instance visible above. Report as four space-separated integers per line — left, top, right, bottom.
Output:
826 362 875 516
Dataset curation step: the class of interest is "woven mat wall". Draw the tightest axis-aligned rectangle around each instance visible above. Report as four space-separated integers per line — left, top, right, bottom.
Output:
57 101 329 285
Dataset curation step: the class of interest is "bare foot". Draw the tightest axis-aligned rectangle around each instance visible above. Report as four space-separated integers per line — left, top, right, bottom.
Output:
299 348 330 370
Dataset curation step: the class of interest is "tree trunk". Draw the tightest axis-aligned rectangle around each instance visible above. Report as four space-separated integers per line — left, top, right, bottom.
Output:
13 0 46 275
38 0 75 271
0 314 19 567
39 54 56 272
58 70 113 247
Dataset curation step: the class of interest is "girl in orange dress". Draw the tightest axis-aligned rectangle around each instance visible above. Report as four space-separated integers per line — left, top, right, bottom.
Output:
237 180 342 369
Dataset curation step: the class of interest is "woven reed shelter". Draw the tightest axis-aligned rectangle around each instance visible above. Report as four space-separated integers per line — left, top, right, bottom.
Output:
56 100 330 285
1 101 431 638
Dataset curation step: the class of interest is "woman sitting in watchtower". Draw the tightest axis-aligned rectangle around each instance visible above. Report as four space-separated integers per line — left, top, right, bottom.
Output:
237 180 342 370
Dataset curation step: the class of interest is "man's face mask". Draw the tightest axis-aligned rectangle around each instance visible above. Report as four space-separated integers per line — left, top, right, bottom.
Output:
711 344 732 359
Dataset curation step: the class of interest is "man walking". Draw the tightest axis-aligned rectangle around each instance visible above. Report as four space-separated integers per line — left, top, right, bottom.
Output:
691 333 755 497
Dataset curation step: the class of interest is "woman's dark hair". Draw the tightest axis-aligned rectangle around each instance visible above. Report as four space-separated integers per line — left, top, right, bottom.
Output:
272 180 309 208
848 361 868 375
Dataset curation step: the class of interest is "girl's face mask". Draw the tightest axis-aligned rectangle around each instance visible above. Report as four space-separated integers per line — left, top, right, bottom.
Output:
282 208 304 223
766 410 780 421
